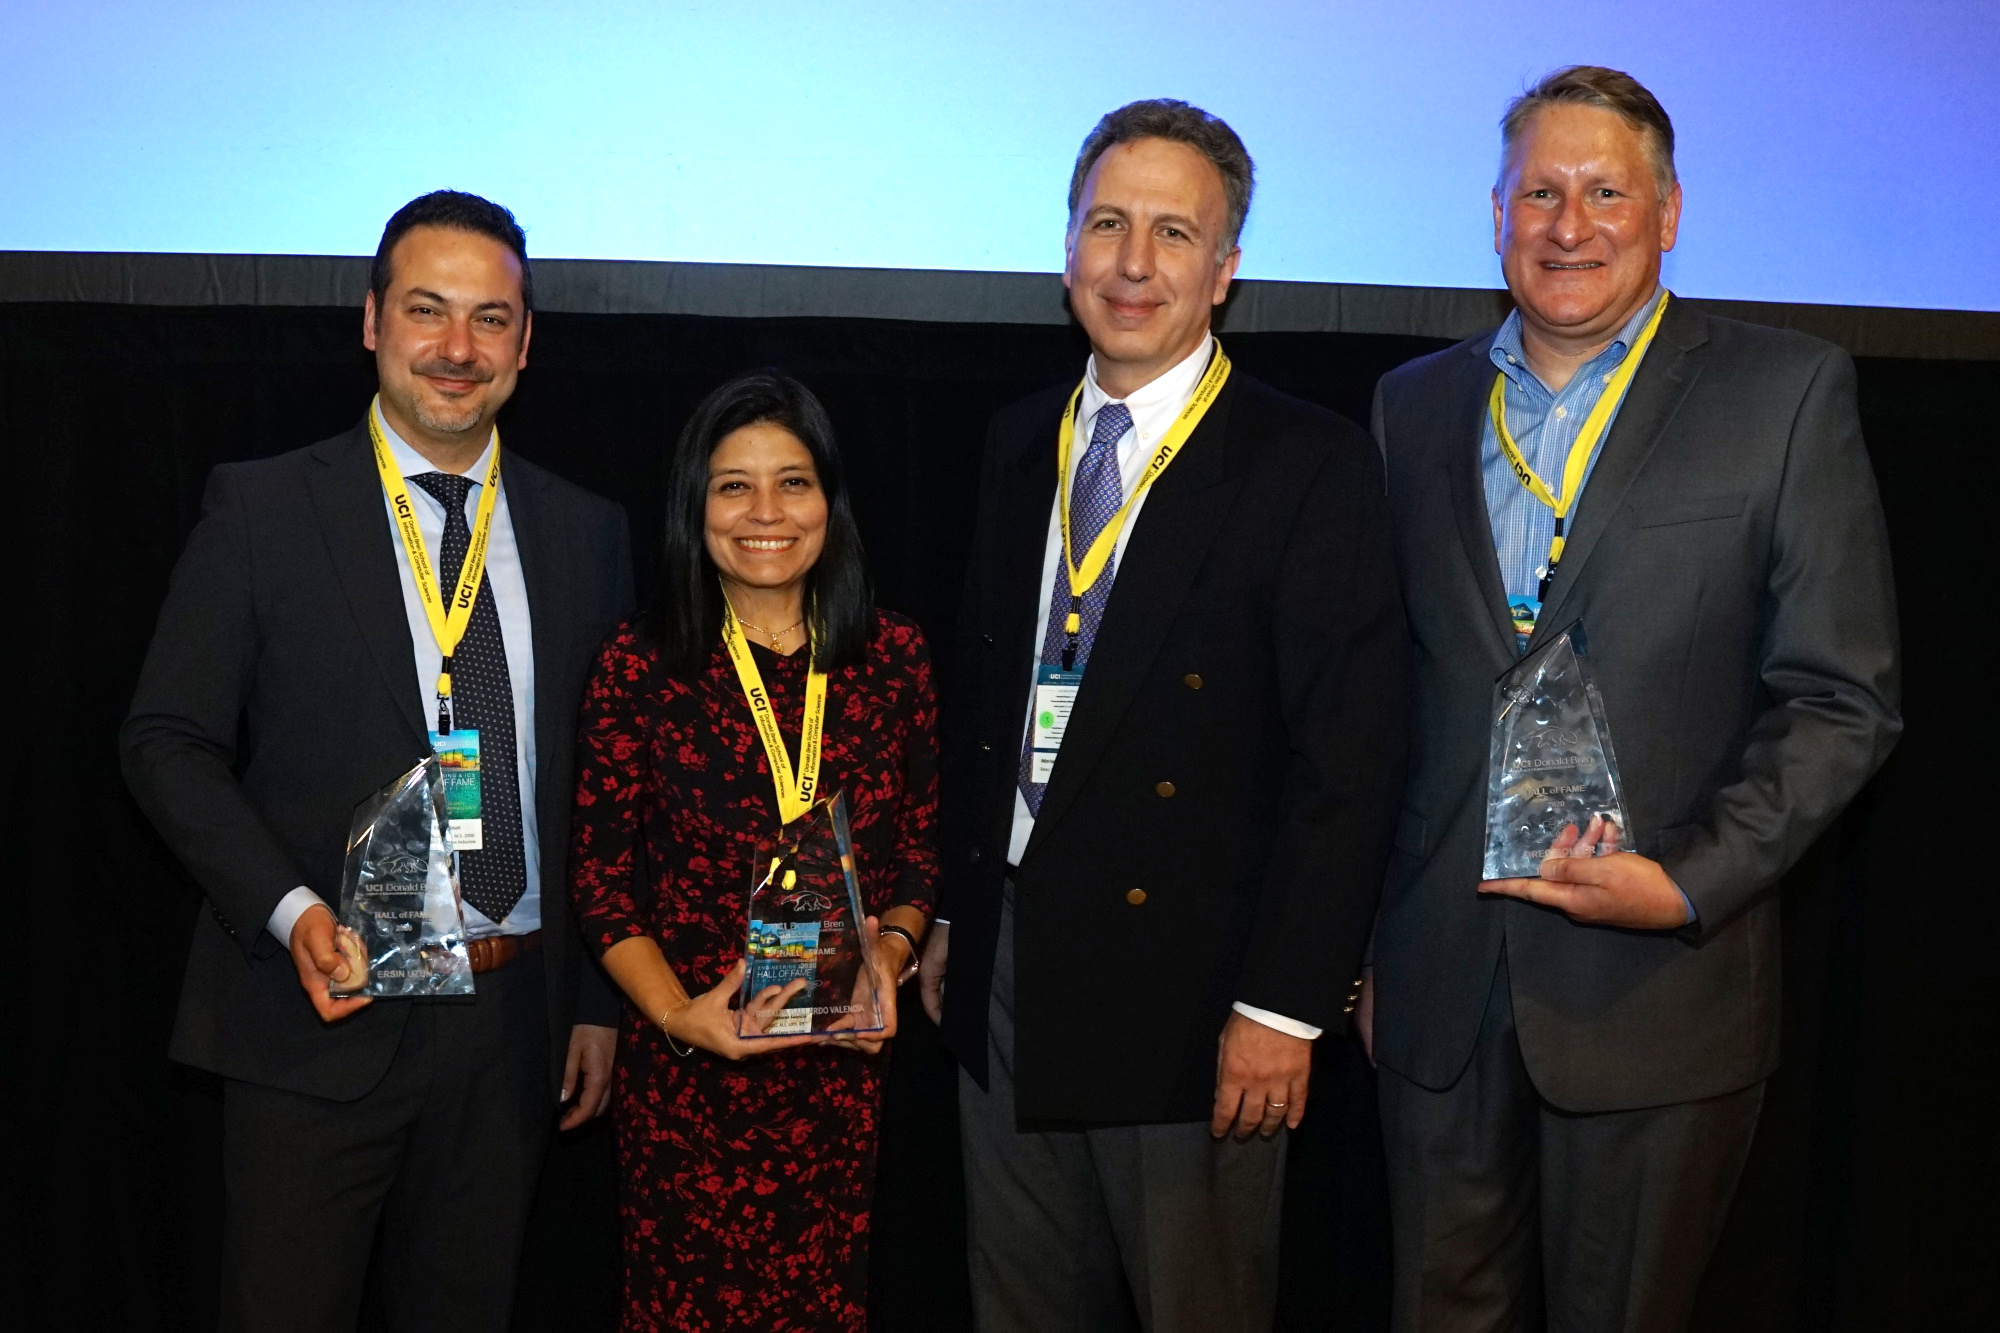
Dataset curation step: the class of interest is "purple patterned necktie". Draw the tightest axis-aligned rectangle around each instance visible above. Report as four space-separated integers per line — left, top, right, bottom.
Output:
1018 401 1133 816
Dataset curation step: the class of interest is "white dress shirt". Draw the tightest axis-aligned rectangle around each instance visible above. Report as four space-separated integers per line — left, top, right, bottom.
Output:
997 336 1321 1041
266 401 541 945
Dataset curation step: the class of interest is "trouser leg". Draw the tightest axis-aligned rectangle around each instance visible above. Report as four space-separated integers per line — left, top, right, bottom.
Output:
961 880 1286 1333
1090 1119 1287 1333
220 1036 421 1333
376 950 552 1333
1378 953 1542 1333
960 884 1134 1333
1538 1078 1765 1333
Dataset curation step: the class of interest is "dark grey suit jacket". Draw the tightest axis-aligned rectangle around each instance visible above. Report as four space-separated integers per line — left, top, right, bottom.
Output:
1371 301 1900 1113
122 420 633 1102
937 370 1410 1124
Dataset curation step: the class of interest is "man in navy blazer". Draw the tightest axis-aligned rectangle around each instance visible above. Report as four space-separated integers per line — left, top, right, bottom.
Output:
922 101 1408 1332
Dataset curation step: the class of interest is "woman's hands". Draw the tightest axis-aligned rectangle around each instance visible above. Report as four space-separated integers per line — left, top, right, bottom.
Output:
602 934 819 1062
662 959 821 1060
823 916 908 1055
603 917 925 1064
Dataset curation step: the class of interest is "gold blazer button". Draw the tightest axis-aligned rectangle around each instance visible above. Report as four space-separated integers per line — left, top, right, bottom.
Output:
1183 673 1204 690
1155 781 1176 798
1125 887 1148 906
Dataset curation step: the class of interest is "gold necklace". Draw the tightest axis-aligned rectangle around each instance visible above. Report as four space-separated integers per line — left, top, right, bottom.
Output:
733 612 805 653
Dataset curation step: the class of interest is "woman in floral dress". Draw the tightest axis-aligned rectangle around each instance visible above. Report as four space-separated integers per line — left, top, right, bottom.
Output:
570 372 937 1331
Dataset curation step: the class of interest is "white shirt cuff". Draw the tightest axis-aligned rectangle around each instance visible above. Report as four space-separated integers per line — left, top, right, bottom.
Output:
267 886 327 947
1232 1001 1322 1041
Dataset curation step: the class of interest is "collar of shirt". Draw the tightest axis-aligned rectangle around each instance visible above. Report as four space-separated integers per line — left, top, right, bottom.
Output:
372 398 497 509
1488 286 1666 401
1075 333 1216 482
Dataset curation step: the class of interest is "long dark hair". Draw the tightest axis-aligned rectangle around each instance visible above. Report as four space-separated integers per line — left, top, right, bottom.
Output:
643 371 873 676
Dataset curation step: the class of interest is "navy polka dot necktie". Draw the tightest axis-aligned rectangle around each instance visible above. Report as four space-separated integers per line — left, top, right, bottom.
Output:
409 471 528 925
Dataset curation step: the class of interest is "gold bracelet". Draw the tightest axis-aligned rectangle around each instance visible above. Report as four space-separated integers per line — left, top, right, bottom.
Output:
659 998 694 1057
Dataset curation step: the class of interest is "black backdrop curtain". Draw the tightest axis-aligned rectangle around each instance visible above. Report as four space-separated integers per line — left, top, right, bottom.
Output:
1 301 1987 1330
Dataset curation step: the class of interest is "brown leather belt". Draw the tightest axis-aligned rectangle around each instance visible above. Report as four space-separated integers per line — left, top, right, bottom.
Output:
466 930 541 975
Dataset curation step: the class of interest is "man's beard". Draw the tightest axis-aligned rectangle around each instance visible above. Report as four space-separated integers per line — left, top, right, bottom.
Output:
411 395 485 436
406 358 492 435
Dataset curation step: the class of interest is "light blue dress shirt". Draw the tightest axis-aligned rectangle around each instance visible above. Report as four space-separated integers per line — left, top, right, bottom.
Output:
1481 286 1666 639
266 402 540 944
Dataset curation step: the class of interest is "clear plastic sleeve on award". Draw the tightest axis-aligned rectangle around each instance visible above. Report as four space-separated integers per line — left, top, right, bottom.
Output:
736 790 883 1039
1483 622 1634 879
331 757 474 997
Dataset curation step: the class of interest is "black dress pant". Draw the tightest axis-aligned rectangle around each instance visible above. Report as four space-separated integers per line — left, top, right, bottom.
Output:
1378 949 1763 1333
220 951 552 1333
959 882 1287 1333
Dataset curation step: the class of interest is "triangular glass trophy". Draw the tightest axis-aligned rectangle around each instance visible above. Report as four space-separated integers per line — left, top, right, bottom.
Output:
1483 622 1634 879
736 790 883 1039
331 756 474 997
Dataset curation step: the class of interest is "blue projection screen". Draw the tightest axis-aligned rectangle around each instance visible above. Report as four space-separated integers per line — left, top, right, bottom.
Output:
3 0 1996 312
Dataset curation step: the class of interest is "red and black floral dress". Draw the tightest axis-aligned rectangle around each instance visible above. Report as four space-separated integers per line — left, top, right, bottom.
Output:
569 609 939 1332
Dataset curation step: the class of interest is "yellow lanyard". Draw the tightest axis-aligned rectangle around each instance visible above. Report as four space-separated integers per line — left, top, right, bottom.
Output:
1489 293 1670 593
367 398 502 730
1053 341 1231 660
721 595 829 826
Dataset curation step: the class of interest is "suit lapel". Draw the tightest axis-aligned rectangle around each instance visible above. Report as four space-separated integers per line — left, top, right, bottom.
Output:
1025 381 1238 857
305 423 429 745
1442 338 1520 661
1534 302 1711 638
990 402 1064 706
979 406 1063 854
499 457 565 823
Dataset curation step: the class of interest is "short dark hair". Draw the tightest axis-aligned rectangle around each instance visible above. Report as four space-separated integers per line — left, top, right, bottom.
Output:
643 371 874 676
1068 99 1255 255
1501 66 1677 198
370 190 534 314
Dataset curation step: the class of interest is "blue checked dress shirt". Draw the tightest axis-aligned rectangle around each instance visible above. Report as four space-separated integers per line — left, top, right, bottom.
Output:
1482 286 1666 644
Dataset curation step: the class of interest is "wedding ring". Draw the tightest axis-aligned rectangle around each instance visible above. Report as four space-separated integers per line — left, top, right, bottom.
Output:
1265 1100 1287 1108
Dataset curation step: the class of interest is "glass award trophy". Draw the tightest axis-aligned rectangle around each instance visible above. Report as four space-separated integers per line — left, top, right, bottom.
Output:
330 756 475 998
737 790 883 1039
1483 622 1635 879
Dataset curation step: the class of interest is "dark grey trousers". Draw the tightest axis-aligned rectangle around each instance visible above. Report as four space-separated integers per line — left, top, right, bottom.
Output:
219 951 552 1333
959 886 1286 1333
1378 949 1764 1333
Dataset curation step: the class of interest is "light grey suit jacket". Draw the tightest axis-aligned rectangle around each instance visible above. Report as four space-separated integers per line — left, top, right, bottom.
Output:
1371 300 1900 1113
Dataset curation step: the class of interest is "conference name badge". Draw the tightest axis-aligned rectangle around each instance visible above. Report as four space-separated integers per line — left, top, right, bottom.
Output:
1029 663 1081 784
429 728 484 851
1507 595 1541 647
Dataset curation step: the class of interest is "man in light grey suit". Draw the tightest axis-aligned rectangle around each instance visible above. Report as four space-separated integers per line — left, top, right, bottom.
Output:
1361 66 1900 1332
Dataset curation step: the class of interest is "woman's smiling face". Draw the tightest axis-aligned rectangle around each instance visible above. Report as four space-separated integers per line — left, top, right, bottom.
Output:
703 420 829 597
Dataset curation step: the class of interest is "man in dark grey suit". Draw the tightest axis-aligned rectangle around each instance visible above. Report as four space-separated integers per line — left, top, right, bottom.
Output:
122 192 631 1332
1362 67 1900 1331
